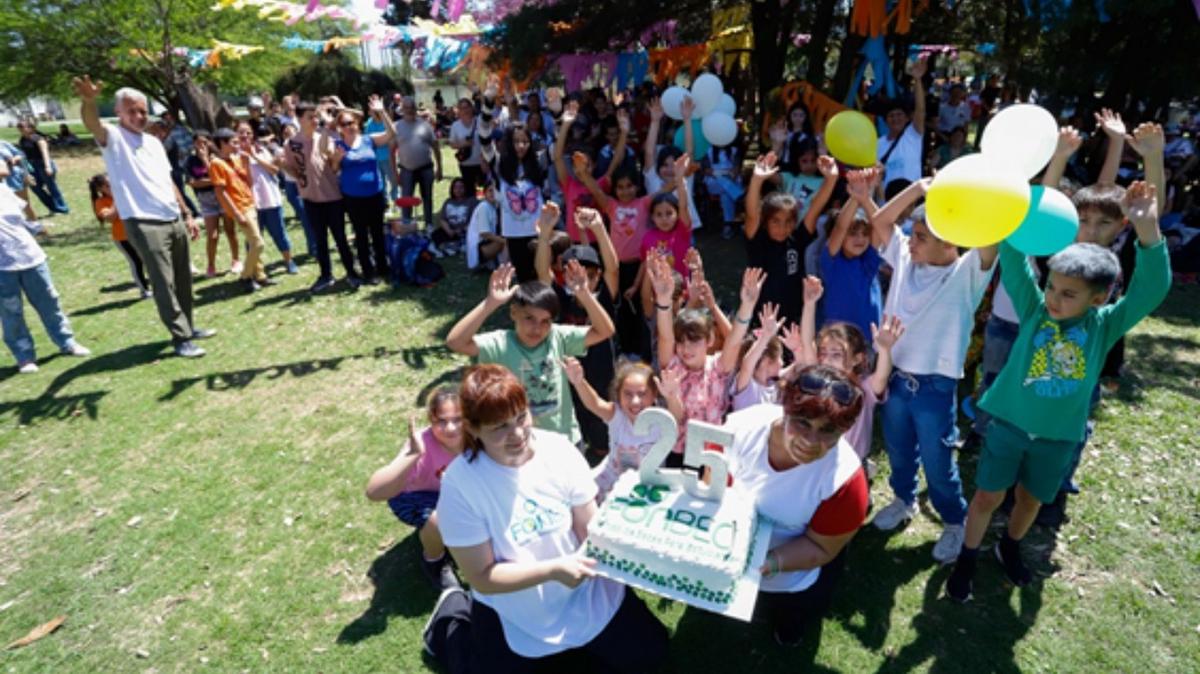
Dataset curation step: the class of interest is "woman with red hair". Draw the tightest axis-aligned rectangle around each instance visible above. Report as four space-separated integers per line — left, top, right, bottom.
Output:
423 364 667 673
724 364 871 646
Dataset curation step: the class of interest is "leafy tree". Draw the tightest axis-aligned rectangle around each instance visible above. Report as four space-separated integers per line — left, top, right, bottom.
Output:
272 51 412 108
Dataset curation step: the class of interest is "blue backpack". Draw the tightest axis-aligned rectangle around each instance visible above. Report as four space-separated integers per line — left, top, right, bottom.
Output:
386 232 445 287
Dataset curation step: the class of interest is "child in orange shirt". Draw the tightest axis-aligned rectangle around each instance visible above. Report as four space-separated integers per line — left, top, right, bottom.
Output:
89 173 150 298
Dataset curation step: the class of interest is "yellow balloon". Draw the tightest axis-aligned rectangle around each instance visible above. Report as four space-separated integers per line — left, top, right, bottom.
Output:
925 154 1031 248
825 111 878 167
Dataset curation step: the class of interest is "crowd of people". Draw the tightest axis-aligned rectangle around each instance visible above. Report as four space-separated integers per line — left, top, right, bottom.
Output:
0 59 1192 670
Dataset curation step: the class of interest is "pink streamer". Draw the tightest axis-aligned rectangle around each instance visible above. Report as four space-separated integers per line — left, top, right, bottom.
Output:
556 53 619 92
448 0 466 22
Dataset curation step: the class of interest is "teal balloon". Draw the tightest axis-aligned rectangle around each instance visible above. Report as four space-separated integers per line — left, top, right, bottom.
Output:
1007 185 1079 256
673 120 709 160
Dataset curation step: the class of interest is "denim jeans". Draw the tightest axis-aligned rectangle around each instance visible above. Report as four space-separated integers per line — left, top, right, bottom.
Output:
400 163 435 228
29 162 69 214
882 369 967 525
257 206 292 255
1 262 75 364
283 180 314 257
378 156 399 201
973 314 1020 435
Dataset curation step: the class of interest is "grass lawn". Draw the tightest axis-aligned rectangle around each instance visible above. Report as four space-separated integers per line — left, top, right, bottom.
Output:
1 149 1198 673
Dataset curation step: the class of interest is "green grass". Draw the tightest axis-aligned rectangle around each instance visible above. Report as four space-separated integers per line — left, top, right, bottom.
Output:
1 149 1198 673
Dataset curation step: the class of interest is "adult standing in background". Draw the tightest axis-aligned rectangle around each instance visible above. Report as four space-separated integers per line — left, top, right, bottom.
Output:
393 96 443 230
330 96 395 286
73 75 216 358
364 99 399 202
15 120 69 215
449 98 484 195
160 110 199 219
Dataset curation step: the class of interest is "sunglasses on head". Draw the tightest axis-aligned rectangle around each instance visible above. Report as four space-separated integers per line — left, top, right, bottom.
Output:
797 370 861 406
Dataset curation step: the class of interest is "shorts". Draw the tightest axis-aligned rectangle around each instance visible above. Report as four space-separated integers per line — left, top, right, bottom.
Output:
976 417 1077 504
196 190 222 218
387 490 439 529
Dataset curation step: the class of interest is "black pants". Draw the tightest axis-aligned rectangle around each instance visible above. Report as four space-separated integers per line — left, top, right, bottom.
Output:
428 586 668 674
115 239 149 291
615 260 649 361
506 235 537 283
459 164 485 196
755 547 848 643
303 199 357 281
344 192 389 280
401 163 436 227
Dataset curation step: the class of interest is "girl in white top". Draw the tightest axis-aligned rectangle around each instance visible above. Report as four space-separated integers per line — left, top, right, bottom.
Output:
562 357 680 501
432 364 667 671
730 301 790 411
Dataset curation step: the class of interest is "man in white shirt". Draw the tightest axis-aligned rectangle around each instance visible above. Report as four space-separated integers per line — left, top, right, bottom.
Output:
73 75 215 358
877 56 928 193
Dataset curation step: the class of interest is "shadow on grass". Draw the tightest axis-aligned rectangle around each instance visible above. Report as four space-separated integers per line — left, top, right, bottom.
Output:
337 535 437 646
1148 285 1200 329
1117 333 1200 403
158 345 451 401
100 281 137 294
70 295 145 317
0 389 109 425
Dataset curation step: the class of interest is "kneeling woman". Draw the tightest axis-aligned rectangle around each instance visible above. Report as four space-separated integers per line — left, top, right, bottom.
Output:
725 364 870 645
425 364 668 673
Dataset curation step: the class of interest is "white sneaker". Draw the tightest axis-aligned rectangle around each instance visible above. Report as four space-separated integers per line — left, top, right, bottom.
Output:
872 498 917 531
428 244 444 259
230 260 244 275
933 524 966 564
61 342 91 357
17 361 39 374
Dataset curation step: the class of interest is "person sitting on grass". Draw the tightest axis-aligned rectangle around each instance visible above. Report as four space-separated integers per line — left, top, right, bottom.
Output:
464 180 506 272
0 164 91 373
445 234 616 448
365 388 465 591
945 180 1170 602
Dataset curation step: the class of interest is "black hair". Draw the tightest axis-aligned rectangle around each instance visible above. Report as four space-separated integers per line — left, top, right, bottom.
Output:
212 127 237 148
511 281 560 318
650 191 680 216
611 167 642 194
496 124 545 187
656 145 683 171
294 101 317 117
87 173 110 224
884 178 912 201
761 191 799 228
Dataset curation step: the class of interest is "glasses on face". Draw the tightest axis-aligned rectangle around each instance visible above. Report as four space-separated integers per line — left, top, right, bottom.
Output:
338 120 355 128
796 370 861 406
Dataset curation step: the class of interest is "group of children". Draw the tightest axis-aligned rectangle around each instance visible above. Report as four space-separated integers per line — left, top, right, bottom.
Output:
365 91 1172 618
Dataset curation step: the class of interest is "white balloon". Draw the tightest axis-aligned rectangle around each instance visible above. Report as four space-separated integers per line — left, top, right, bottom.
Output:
980 104 1059 178
689 73 724 118
702 112 738 147
661 86 688 121
714 93 736 117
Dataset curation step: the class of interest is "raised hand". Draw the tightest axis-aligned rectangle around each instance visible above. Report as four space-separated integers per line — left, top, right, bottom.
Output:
576 206 604 234
692 279 714 308
680 96 695 121
1053 126 1083 158
562 100 579 126
910 54 928 79
1126 122 1164 158
684 247 703 275
656 368 684 402
802 275 824 303
817 155 839 180
561 356 585 385
649 97 664 123
779 323 806 357
405 414 426 456
758 302 782 336
1095 108 1126 140
846 169 874 202
871 314 906 352
564 259 590 294
616 108 631 134
486 263 518 306
648 253 675 303
673 153 691 182
71 75 103 101
571 151 590 176
1123 180 1158 227
739 267 766 307
367 94 385 115
753 152 779 179
536 201 560 239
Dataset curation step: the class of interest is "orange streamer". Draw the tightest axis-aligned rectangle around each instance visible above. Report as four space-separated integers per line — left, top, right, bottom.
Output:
850 0 923 37
648 45 709 85
763 81 874 142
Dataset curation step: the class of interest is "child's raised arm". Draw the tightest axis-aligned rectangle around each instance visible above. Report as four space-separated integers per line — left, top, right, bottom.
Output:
644 97 663 174
364 415 427 501
1124 180 1162 248
533 202 561 284
736 302 781 394
553 101 578 187
681 96 696 164
719 268 766 375
562 356 616 422
868 315 905 398
798 276 824 365
831 167 881 254
579 207 620 299
649 254 677 368
1042 126 1081 188
576 158 612 213
1126 122 1166 209
1095 108 1126 187
655 368 686 424
565 259 616 347
871 178 929 249
599 109 631 184
802 155 840 235
745 152 779 240
674 153 692 230
446 264 517 357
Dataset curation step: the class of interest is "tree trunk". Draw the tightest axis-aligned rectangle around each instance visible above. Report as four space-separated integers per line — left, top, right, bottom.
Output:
831 28 864 104
751 0 800 125
804 0 840 86
176 77 234 131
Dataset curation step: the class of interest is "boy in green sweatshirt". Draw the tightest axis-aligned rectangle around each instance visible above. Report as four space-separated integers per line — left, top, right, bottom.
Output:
946 180 1171 602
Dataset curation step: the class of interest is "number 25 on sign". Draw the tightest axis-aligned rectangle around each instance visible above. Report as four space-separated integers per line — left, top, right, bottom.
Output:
634 408 731 501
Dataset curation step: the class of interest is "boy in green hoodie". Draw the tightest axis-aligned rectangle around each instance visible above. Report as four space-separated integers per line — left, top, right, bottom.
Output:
946 180 1171 602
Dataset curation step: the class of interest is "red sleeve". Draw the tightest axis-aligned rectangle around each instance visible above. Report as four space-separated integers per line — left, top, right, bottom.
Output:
808 468 869 537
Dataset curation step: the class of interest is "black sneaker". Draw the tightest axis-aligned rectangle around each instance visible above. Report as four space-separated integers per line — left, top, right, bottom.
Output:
191 327 218 340
257 276 278 287
1035 492 1070 529
946 559 975 603
245 279 261 293
310 277 336 294
364 275 382 286
346 276 363 289
995 540 1032 587
420 555 461 591
174 341 206 358
422 586 470 659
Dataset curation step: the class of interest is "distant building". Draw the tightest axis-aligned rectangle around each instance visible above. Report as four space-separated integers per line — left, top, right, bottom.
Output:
1 97 67 126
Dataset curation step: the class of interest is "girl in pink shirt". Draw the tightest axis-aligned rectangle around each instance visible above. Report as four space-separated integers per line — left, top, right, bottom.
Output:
365 388 464 589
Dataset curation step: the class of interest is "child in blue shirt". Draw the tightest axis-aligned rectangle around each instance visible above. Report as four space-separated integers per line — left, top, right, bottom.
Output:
819 167 884 341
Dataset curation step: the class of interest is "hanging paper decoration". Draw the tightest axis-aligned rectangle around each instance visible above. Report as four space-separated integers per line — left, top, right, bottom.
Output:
640 19 678 47
556 53 618 92
615 52 649 90
850 0 923 37
648 45 709 85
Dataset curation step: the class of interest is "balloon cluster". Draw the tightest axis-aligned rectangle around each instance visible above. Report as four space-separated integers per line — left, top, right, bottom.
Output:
823 104 1078 253
662 74 738 160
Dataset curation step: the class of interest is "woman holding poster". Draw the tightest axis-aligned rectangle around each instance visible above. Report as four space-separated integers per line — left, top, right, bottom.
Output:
724 364 870 646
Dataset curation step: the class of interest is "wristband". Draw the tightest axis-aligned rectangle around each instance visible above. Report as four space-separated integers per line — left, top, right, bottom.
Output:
734 314 751 325
655 302 671 311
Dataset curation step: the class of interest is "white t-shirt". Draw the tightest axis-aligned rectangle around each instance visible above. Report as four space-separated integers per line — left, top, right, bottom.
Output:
881 229 994 378
725 405 863 593
248 160 282 210
449 118 482 166
99 123 181 222
466 200 498 270
437 429 624 657
496 170 543 239
876 125 924 188
643 166 701 230
937 101 972 134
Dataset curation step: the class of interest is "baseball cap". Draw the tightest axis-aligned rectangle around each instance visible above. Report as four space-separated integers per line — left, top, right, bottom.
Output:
562 245 601 268
248 96 264 109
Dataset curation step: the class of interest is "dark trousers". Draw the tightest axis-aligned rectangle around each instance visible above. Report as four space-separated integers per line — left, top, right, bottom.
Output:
124 217 195 343
115 239 149 291
428 586 668 674
506 235 537 283
459 164 485 196
616 260 649 361
344 192 389 280
400 163 436 227
303 199 357 281
29 162 69 214
170 167 199 218
755 547 848 643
